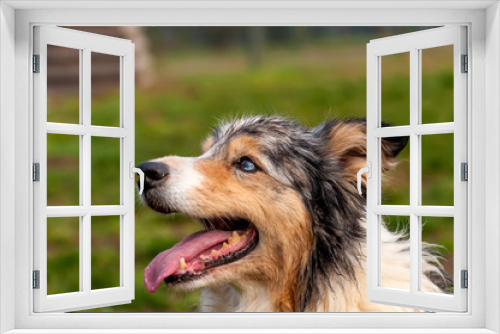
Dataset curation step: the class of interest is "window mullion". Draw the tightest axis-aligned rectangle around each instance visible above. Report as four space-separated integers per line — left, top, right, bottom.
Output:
81 47 92 294
121 51 135 292
416 47 424 294
365 45 380 296
409 47 420 295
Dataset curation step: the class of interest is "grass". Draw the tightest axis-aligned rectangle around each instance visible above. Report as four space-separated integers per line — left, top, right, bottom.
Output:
45 39 455 312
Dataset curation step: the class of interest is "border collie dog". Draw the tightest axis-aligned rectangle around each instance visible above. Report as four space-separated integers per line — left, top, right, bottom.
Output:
138 116 451 312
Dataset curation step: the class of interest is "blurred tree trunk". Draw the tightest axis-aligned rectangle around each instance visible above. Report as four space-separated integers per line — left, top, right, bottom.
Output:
247 27 265 69
121 27 155 88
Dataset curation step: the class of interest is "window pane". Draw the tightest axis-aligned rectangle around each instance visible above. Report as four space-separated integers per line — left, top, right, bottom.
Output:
381 137 410 205
91 137 120 205
381 52 410 126
47 134 80 206
421 45 454 124
421 134 454 206
47 45 80 124
47 217 80 295
92 52 121 127
421 216 454 294
380 215 410 291
91 216 121 289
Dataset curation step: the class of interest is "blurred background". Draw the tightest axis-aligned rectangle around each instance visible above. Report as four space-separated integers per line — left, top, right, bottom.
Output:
45 26 454 312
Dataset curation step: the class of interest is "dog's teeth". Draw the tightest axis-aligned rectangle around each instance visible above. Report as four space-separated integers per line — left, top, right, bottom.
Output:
222 242 229 249
228 231 241 244
211 249 218 256
179 257 188 270
200 254 207 260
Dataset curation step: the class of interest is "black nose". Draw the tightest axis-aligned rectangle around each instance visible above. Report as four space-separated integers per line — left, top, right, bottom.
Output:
137 161 170 190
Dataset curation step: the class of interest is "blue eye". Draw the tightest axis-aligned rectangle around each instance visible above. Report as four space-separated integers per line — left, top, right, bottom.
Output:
238 157 257 172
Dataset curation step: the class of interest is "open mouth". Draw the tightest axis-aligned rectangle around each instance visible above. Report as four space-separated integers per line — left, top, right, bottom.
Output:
144 217 259 293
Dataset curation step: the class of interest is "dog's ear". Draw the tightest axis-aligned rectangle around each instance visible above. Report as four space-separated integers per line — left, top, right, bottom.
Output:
325 119 408 182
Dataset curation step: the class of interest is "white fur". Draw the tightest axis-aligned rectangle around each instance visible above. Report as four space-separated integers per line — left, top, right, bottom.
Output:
154 156 205 214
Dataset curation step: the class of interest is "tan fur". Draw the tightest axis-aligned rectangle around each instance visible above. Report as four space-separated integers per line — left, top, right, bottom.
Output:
148 123 445 313
159 136 315 312
328 122 400 187
193 129 441 312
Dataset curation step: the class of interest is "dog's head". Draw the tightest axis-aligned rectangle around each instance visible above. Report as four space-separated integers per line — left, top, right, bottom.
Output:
139 116 408 311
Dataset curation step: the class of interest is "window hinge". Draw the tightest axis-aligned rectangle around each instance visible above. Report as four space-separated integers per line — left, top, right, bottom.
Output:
33 163 40 182
461 54 468 73
461 162 468 181
33 54 40 73
33 270 40 289
461 270 468 289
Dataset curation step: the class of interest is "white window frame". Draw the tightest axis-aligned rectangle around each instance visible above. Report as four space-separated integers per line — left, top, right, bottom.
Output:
366 26 467 312
33 26 136 313
0 2 499 334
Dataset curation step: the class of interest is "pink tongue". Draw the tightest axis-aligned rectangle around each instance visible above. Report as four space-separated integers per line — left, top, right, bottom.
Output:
144 230 233 293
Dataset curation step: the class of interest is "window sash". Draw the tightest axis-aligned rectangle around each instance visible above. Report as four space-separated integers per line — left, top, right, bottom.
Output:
32 26 135 313
366 26 468 312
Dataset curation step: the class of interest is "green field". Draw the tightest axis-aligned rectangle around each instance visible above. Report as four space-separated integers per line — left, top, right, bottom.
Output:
46 39 455 312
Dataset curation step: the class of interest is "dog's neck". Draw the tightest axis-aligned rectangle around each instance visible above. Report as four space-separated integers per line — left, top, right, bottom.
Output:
199 284 275 312
197 267 414 312
197 237 432 312
197 222 447 313
198 281 359 312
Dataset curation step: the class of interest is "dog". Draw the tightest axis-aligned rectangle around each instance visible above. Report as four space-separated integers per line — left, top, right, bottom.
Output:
138 116 452 312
